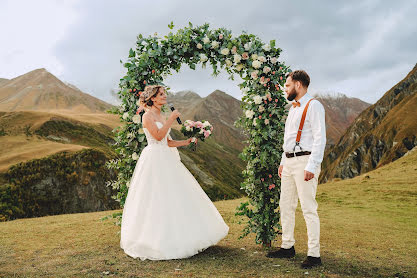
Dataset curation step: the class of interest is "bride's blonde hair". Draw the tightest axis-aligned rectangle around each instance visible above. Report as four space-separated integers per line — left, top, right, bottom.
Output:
139 85 165 109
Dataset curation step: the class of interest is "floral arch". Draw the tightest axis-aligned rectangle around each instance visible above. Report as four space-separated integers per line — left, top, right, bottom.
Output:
107 22 290 246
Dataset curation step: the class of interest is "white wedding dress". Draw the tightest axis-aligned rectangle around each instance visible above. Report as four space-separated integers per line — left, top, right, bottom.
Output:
120 121 229 260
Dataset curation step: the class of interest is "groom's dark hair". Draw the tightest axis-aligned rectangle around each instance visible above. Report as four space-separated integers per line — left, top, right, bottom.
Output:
286 70 310 88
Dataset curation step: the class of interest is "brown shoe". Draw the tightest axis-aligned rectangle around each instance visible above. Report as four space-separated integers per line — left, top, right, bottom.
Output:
266 246 295 258
301 256 322 268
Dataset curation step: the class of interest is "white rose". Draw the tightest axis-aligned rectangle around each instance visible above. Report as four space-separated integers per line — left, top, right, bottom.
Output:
263 66 271 74
270 57 278 64
236 63 244 72
225 59 232 67
233 54 241 63
258 56 266 62
258 105 265 112
126 181 130 188
122 112 129 120
132 114 141 124
197 43 203 49
253 118 257 126
203 37 210 44
264 119 270 125
251 71 258 79
200 53 208 62
252 60 262 69
199 129 204 134
220 48 230 55
253 95 263 104
231 46 237 54
139 128 144 134
262 44 271 51
186 126 191 131
131 152 139 160
211 40 220 49
245 110 255 119
241 87 249 94
207 130 211 135
244 42 251 51
251 53 258 60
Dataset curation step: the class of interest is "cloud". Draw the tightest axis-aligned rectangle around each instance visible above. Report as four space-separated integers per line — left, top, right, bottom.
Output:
1 0 416 105
0 0 79 78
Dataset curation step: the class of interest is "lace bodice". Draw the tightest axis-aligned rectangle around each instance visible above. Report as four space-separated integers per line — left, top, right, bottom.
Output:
143 121 170 146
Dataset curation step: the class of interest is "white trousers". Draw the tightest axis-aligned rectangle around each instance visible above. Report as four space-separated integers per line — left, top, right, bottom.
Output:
279 154 321 257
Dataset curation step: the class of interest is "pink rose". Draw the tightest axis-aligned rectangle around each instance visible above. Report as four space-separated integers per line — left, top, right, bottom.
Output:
242 52 249 60
204 130 210 138
268 184 275 190
219 34 224 39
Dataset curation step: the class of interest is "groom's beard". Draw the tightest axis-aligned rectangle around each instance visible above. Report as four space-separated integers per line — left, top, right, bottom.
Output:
286 88 297 101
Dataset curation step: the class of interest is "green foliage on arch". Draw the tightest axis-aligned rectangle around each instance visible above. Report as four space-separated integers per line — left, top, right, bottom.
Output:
106 22 290 246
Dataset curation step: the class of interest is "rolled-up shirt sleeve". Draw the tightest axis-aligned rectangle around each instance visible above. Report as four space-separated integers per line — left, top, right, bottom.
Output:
305 101 326 173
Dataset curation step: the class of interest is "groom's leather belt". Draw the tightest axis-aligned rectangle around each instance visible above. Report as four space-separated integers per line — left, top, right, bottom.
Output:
285 151 311 158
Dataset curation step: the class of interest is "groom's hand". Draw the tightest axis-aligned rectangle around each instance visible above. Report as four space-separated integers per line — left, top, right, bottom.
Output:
304 170 314 181
278 165 283 178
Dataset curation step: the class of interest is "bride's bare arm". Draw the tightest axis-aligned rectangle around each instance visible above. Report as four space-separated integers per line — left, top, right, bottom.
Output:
167 138 195 147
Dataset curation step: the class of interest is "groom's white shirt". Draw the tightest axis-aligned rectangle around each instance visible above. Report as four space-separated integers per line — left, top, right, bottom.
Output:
279 93 326 173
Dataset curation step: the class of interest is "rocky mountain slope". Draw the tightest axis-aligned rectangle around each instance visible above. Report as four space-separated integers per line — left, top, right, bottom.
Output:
314 93 370 147
320 63 417 183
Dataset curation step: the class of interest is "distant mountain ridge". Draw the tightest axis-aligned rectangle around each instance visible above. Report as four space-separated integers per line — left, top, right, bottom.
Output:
168 89 246 151
0 68 113 113
314 93 371 147
320 63 417 183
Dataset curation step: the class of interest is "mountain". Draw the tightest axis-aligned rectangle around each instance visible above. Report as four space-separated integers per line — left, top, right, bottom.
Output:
320 63 417 183
169 90 246 151
0 68 113 113
0 78 9 87
314 93 371 147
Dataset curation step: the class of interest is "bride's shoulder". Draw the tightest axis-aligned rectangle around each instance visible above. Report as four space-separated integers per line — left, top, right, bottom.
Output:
142 112 154 127
142 111 152 121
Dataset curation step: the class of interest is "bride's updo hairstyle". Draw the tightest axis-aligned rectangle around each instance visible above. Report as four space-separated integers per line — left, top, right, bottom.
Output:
139 85 164 109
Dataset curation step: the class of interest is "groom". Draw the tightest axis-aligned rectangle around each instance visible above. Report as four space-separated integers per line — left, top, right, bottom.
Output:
267 70 326 269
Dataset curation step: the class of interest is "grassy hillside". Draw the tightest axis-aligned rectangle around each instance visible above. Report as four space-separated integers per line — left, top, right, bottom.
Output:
1 147 415 277
0 111 121 170
172 129 245 200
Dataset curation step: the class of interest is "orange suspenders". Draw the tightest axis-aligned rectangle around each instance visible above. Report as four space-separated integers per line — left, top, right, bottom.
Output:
293 98 315 153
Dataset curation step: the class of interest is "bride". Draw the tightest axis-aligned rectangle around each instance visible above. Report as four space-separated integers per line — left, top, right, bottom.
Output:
120 85 229 260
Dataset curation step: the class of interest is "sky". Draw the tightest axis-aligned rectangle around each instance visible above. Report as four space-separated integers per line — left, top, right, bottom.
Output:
0 0 416 105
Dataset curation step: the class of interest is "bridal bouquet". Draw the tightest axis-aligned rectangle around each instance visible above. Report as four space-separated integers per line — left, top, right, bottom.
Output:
181 120 213 151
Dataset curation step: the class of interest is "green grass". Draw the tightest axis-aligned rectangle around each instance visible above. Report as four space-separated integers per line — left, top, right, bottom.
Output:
0 149 416 277
34 119 116 156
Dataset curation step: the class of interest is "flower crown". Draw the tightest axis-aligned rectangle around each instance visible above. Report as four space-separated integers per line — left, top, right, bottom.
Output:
141 85 164 101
